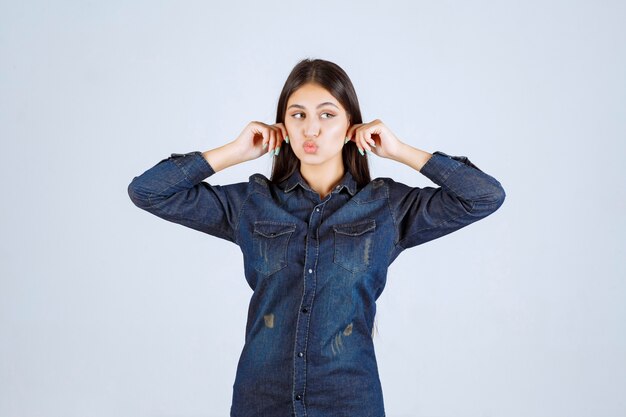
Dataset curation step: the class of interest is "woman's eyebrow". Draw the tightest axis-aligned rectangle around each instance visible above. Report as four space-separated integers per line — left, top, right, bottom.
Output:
287 102 339 110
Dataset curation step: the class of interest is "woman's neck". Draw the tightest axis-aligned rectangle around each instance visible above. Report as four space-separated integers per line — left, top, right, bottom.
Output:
300 159 345 199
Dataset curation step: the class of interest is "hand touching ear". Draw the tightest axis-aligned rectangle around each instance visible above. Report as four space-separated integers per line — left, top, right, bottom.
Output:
345 119 404 160
232 121 288 162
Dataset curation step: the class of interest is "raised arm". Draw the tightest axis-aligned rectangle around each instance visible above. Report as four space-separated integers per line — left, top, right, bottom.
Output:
127 145 248 244
345 119 505 261
387 147 506 256
127 121 289 243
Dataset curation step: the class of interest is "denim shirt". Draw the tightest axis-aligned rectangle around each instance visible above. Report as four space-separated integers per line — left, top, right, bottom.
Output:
128 150 505 417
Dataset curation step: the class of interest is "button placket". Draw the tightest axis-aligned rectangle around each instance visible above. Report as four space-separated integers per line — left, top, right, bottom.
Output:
292 200 327 415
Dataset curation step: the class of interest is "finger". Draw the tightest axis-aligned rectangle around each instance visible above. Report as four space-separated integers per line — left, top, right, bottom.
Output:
346 124 358 142
276 124 288 144
346 125 356 143
273 127 282 155
268 130 276 154
345 127 353 143
362 129 373 153
259 126 269 150
357 131 365 155
275 126 288 146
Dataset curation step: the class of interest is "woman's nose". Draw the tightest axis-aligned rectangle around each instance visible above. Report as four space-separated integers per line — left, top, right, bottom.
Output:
304 120 320 138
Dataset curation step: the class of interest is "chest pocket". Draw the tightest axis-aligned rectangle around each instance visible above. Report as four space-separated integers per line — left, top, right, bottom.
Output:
252 221 296 277
332 219 376 273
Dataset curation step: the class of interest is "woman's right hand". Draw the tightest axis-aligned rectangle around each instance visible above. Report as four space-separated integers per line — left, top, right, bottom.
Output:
232 121 289 162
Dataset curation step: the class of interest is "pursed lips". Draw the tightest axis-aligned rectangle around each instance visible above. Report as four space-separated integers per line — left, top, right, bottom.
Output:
303 140 318 152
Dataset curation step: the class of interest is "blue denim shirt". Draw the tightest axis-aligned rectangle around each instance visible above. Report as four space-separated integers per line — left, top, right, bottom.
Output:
128 150 505 417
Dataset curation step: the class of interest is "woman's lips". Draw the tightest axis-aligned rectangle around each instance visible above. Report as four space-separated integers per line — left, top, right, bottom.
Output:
303 140 318 153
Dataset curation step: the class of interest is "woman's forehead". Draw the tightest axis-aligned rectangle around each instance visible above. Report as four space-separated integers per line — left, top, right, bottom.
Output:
288 84 343 110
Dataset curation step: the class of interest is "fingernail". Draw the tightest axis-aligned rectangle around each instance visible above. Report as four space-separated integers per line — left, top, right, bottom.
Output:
274 146 280 155
358 148 364 156
263 143 268 150
371 142 377 148
285 136 289 143
344 136 350 144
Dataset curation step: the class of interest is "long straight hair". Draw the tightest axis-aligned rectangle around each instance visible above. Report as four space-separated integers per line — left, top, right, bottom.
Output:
270 58 371 188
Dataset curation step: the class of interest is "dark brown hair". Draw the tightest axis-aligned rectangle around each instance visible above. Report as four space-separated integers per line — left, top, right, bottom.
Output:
270 58 371 188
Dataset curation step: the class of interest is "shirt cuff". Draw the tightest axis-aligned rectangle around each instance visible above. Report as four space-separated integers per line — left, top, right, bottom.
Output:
169 151 216 183
419 151 483 185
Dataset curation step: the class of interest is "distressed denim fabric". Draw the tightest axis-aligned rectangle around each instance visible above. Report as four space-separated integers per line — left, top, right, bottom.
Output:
128 150 506 417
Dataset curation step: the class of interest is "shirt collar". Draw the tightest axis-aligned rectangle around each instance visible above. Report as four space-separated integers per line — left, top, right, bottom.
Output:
281 167 357 196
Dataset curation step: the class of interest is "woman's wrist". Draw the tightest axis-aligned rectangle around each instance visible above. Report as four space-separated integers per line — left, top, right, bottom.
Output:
202 141 245 172
392 142 433 172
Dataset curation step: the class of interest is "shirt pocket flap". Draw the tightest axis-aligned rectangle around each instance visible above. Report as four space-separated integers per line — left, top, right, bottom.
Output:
332 219 376 236
253 221 297 238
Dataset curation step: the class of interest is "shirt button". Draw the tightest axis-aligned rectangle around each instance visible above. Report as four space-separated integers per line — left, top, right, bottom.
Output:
315 208 320 212
298 352 304 357
308 269 313 274
295 394 302 401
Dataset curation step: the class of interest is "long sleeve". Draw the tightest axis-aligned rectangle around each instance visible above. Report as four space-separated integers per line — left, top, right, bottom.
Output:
387 151 506 259
127 151 249 244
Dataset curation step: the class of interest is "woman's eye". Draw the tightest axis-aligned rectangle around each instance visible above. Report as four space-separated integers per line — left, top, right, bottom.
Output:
291 112 335 119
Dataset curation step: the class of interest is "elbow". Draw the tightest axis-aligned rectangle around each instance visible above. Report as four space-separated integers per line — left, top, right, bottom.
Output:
489 183 506 213
470 181 506 217
127 177 151 209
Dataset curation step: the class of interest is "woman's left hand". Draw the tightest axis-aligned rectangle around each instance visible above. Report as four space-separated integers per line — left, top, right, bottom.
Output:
346 119 404 160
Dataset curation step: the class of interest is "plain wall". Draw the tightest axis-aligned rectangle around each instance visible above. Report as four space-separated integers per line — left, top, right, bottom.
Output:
1 1 624 416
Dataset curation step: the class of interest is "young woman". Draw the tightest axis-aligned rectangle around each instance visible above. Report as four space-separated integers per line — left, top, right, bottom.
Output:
128 58 506 417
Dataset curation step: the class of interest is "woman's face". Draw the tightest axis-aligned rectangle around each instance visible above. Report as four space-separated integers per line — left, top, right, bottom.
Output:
284 82 350 167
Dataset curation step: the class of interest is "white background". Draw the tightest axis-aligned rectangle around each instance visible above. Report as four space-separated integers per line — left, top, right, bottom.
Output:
1 1 624 416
